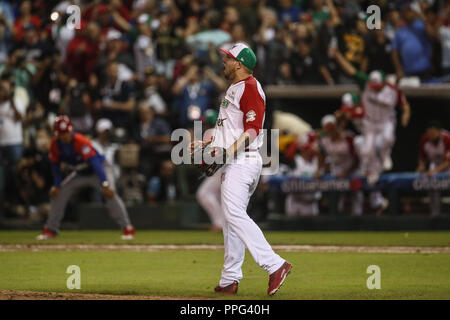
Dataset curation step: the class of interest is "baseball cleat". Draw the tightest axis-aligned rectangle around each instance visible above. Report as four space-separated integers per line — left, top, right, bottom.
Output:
36 227 57 240
268 262 292 296
121 225 135 240
214 281 239 295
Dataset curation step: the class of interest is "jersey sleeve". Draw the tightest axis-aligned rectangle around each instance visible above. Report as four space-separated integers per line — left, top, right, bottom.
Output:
418 134 428 162
239 80 265 138
49 138 60 163
345 134 357 159
354 70 368 90
444 134 450 162
352 105 365 118
387 83 407 109
73 134 97 161
73 134 107 182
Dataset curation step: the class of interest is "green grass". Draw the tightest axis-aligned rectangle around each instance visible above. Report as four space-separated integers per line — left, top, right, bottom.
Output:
0 250 449 299
0 230 449 299
1 230 450 246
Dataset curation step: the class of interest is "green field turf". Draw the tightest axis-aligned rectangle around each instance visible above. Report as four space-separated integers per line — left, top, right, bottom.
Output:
0 231 449 299
0 250 449 299
1 230 450 246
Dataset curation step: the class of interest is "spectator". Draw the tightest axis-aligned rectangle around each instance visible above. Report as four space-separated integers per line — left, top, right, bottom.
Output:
51 11 76 62
172 62 225 128
335 14 366 83
12 0 41 42
237 0 260 37
153 11 178 79
91 118 121 184
0 1 14 27
137 67 168 116
146 159 179 204
221 6 240 33
0 13 12 64
0 48 37 96
363 21 395 74
275 62 295 85
134 14 157 81
0 79 26 213
14 127 52 221
98 61 136 131
0 79 26 165
289 37 332 84
61 78 94 135
254 7 279 83
278 0 302 24
34 50 68 115
20 23 52 64
65 22 101 82
136 103 172 171
186 10 231 54
391 3 433 80
438 0 450 76
230 23 248 44
96 29 135 83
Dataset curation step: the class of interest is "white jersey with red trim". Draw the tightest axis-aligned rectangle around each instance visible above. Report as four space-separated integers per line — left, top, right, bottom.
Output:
419 130 450 170
361 83 406 123
210 75 265 151
319 132 358 176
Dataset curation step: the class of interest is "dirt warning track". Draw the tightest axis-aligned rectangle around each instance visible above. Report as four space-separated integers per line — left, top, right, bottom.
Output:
1 244 449 253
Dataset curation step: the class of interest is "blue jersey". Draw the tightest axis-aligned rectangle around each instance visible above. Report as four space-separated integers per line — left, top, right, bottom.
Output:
49 132 107 187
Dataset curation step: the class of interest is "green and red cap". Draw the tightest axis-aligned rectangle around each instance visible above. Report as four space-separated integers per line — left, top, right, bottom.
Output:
219 42 257 70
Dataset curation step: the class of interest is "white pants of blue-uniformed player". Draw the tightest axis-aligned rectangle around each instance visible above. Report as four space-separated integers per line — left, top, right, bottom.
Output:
219 152 285 287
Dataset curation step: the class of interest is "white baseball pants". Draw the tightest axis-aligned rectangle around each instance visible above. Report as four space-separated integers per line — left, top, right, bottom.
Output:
219 153 285 287
196 167 225 228
360 120 395 175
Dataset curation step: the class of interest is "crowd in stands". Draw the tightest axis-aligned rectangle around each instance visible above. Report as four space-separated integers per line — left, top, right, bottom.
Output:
0 0 450 221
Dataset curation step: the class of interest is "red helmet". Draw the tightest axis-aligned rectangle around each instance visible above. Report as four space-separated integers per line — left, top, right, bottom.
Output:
53 115 73 135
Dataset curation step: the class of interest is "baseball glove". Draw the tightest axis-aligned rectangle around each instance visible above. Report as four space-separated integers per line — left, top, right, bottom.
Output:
191 143 227 177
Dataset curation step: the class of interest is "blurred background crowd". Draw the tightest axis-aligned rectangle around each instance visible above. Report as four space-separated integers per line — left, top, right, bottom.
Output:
0 0 449 223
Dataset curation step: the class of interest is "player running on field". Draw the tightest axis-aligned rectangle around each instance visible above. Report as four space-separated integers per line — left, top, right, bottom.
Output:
36 115 135 240
416 121 450 216
191 43 292 296
332 49 411 184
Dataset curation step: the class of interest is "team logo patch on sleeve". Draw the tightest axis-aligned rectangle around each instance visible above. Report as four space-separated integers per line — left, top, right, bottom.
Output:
246 110 256 122
220 99 230 108
81 145 91 155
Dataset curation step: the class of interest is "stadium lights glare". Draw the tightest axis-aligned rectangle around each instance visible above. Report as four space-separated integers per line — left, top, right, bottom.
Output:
50 11 59 22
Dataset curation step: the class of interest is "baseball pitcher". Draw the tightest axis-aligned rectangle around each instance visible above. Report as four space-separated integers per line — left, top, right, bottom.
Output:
192 43 292 295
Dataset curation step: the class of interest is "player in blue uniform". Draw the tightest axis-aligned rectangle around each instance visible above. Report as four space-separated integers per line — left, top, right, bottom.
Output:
36 115 135 240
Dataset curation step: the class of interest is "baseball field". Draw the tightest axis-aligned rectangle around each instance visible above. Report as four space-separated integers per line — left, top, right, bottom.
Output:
0 230 449 300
